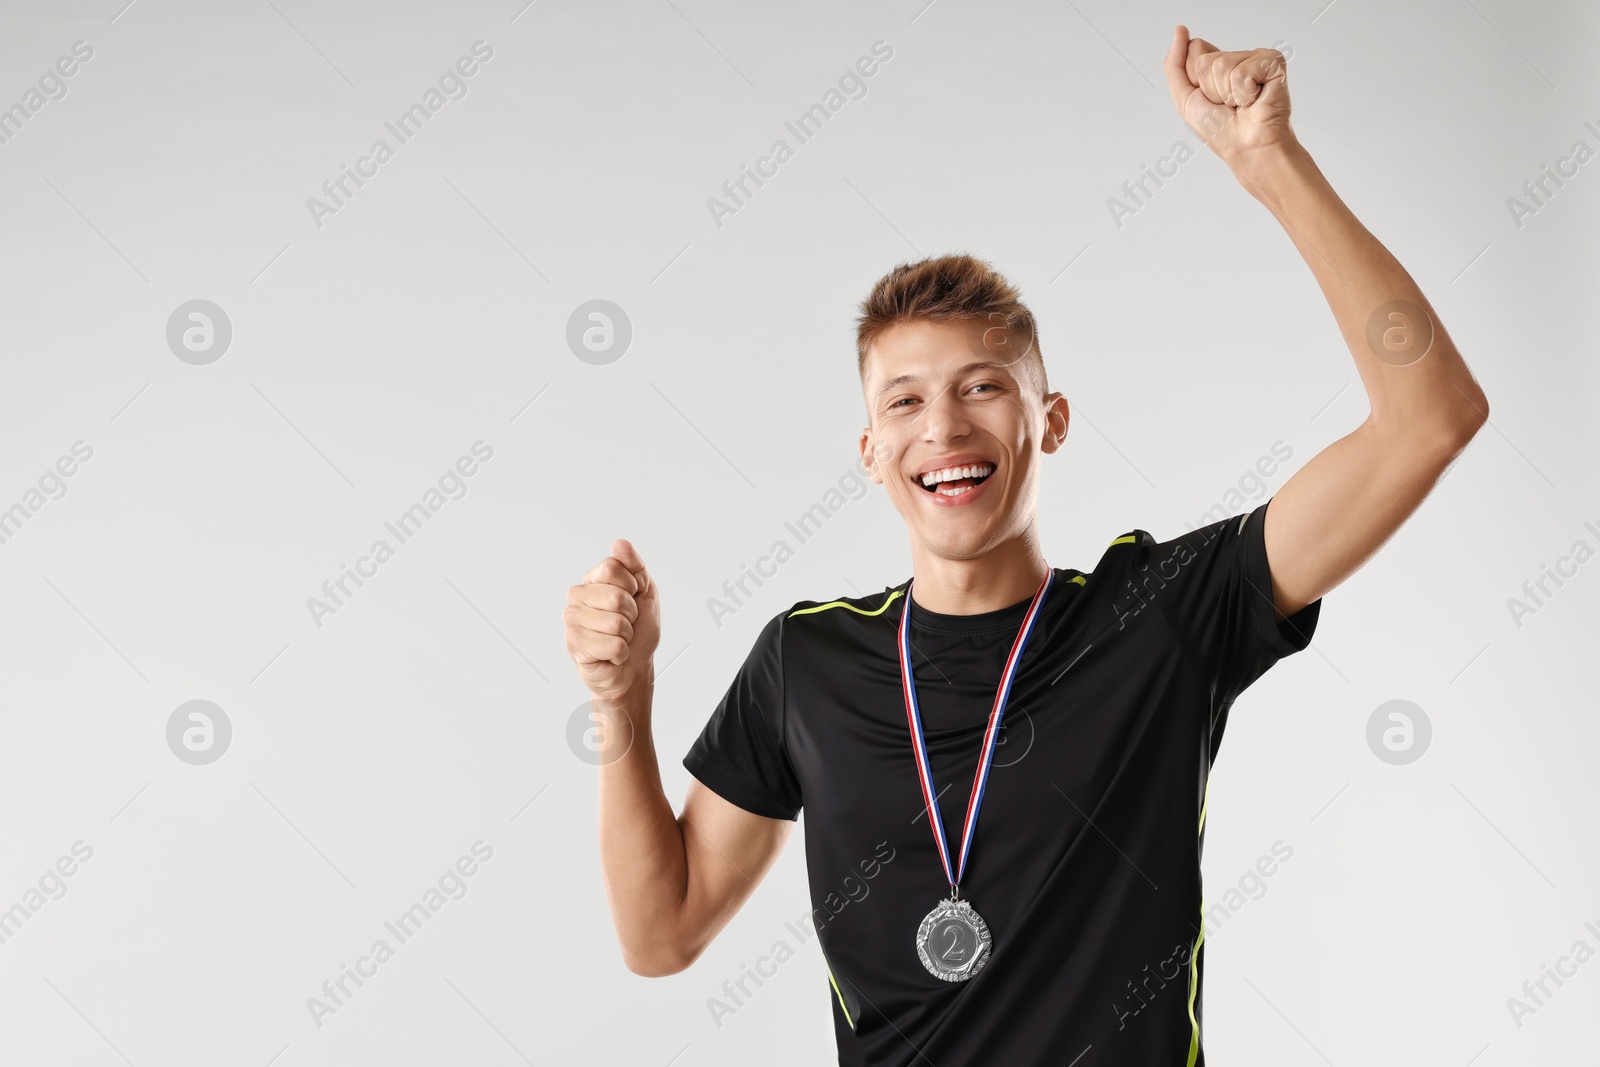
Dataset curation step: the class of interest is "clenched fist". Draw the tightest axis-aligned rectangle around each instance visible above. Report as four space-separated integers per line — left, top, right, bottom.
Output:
565 538 661 705
1164 24 1296 174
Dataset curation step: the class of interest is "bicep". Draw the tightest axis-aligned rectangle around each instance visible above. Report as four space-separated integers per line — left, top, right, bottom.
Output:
1264 419 1462 619
673 774 795 968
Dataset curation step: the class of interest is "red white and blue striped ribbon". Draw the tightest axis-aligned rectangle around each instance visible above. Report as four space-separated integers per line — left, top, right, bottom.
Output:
898 568 1053 895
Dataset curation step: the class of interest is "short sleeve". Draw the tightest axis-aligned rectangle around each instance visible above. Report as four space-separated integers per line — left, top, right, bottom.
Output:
1135 495 1321 703
682 611 803 821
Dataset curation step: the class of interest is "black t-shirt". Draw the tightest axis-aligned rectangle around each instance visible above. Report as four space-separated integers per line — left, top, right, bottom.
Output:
682 498 1321 1066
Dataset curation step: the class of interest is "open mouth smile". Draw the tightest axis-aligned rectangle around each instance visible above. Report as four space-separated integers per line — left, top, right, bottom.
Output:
913 461 996 505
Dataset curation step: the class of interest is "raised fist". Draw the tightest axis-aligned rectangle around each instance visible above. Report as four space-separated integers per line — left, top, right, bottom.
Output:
1163 25 1296 173
564 538 661 704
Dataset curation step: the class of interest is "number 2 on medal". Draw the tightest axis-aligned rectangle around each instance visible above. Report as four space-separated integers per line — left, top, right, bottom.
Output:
942 928 966 960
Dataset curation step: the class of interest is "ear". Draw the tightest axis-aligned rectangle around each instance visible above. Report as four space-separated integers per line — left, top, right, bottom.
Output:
860 428 885 484
1039 393 1070 455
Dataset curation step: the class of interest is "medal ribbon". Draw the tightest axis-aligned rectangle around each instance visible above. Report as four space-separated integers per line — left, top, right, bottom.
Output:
898 568 1053 896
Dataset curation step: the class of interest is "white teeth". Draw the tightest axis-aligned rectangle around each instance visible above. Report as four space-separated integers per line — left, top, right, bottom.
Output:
919 463 994 487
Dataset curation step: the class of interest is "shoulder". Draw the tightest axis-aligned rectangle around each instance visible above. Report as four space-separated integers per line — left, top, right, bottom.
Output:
1082 524 1157 578
1076 522 1202 618
783 584 907 624
721 586 908 665
728 587 902 674
1094 510 1252 572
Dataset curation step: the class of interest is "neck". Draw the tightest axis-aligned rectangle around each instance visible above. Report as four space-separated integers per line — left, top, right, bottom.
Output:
908 531 1050 615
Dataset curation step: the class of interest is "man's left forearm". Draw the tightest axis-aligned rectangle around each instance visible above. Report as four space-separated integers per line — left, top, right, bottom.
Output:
1233 141 1489 446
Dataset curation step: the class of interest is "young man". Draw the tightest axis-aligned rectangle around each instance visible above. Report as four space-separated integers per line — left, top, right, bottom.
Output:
564 26 1489 1066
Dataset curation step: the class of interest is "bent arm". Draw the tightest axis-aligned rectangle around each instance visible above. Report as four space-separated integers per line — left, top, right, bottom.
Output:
1236 142 1490 619
596 681 794 976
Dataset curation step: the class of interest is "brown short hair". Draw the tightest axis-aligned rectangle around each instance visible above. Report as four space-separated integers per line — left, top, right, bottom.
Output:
855 253 1047 394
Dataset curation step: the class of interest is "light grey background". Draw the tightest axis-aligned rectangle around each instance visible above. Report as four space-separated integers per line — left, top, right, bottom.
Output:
0 0 1595 1064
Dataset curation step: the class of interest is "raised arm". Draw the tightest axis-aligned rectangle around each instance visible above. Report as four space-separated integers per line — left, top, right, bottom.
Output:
1163 26 1490 620
566 540 793 977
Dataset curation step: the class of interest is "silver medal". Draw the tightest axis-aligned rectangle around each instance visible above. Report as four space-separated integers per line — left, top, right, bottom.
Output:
915 896 992 982
898 570 1054 985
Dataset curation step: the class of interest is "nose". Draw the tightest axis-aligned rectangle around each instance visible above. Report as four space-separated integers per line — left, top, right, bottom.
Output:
919 382 972 444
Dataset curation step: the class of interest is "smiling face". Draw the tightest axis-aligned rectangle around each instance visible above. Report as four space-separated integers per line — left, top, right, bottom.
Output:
859 317 1068 563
